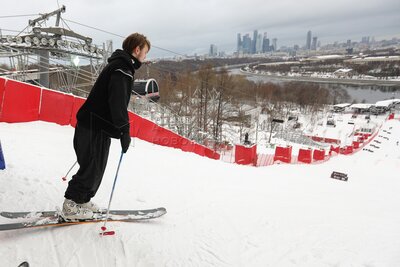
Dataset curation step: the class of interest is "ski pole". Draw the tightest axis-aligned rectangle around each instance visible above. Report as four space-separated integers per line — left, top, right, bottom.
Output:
62 160 78 181
100 151 124 236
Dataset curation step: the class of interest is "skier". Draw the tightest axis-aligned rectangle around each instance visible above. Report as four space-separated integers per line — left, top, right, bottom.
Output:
62 33 150 220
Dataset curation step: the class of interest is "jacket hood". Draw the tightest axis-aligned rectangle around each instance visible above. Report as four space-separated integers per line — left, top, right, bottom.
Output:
107 49 142 71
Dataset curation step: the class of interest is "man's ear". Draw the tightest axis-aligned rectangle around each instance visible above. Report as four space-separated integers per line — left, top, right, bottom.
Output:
134 46 140 55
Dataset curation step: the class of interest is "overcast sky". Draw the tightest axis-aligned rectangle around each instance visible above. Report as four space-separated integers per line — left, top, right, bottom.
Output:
1 0 399 58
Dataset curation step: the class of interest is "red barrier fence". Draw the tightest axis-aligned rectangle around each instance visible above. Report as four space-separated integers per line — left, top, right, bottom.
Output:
330 145 340 155
273 146 292 163
352 141 360 149
340 146 353 155
0 77 5 111
70 97 86 128
0 79 41 122
39 89 74 125
313 149 325 161
388 113 394 120
0 78 220 161
235 144 257 165
298 148 312 164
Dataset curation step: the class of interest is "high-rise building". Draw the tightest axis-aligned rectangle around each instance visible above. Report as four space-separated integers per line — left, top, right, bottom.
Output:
263 38 270 53
272 38 277 51
256 33 262 53
361 36 370 44
209 44 218 57
346 39 351 47
252 30 258 54
237 33 242 53
242 34 252 54
306 30 312 50
262 32 268 52
311 36 318 50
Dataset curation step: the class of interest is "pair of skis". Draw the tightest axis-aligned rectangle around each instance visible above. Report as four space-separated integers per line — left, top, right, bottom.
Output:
0 207 167 232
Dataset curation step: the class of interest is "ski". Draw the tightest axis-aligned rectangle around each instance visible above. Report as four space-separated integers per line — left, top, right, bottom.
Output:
1 207 164 219
0 207 166 232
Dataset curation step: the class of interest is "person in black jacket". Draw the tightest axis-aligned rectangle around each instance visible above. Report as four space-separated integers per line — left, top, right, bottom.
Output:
62 33 150 220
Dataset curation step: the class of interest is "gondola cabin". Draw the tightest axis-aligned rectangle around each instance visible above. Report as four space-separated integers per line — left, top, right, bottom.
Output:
132 79 160 102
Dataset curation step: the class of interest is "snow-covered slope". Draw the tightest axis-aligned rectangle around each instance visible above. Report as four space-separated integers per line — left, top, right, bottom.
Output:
0 120 399 266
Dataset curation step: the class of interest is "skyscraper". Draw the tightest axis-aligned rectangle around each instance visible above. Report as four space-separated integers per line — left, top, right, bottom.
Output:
252 30 258 54
256 33 262 53
272 38 277 51
242 34 252 54
237 33 242 53
311 36 317 50
209 44 218 57
306 30 312 50
262 32 269 53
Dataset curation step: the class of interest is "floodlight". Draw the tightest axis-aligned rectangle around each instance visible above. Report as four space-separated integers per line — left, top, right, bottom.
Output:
72 56 80 67
56 39 65 47
41 38 48 46
32 37 40 45
48 38 56 46
6 36 14 43
24 36 32 45
16 36 23 44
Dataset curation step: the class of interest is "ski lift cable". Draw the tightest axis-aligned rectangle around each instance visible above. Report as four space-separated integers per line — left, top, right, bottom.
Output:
60 18 86 46
63 18 189 58
0 28 30 34
0 14 38 19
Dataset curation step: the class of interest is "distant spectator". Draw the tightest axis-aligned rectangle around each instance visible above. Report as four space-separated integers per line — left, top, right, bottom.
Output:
244 133 251 145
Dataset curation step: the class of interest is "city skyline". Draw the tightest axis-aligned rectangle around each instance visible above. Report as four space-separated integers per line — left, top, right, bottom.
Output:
0 0 399 58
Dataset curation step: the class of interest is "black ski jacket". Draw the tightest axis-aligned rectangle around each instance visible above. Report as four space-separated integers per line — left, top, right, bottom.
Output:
76 49 141 138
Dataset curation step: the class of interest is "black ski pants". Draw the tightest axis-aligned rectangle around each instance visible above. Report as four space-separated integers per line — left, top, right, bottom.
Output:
64 123 111 204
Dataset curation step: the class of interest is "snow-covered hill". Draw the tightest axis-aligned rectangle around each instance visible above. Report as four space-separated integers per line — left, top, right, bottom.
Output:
0 120 400 266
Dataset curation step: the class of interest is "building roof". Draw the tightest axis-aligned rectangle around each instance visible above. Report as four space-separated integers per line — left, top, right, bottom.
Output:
334 68 353 73
375 99 400 107
333 103 351 108
350 103 373 109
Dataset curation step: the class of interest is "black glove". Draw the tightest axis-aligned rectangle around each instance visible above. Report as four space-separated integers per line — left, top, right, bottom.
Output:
120 132 131 153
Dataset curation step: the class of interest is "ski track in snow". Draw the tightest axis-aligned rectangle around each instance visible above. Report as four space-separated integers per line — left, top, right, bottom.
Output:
0 119 400 266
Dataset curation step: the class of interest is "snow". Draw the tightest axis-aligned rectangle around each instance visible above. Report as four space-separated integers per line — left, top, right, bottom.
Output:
350 103 373 109
1 120 400 266
334 68 353 73
333 103 351 108
375 99 400 107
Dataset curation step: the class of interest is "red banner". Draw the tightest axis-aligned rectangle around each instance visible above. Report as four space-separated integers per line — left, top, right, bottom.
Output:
330 145 340 154
0 77 5 112
352 141 360 149
235 144 257 165
340 146 353 155
128 111 220 160
70 97 86 128
273 146 292 163
298 148 312 163
0 80 41 122
39 89 74 125
313 149 325 161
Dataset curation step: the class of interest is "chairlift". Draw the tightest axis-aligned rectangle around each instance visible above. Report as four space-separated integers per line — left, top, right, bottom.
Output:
132 78 160 102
